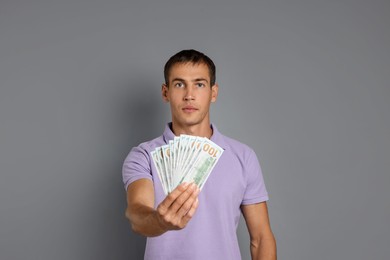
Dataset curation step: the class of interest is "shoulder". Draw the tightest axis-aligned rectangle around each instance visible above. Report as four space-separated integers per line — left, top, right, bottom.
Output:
124 135 165 163
137 136 163 152
219 133 257 160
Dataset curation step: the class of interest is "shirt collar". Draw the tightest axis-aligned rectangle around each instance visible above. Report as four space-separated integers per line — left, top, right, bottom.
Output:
162 122 227 149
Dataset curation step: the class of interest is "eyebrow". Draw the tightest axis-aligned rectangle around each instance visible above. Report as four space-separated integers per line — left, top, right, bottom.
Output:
171 78 209 83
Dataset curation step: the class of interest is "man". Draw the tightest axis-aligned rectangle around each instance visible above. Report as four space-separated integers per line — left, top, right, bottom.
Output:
123 49 276 259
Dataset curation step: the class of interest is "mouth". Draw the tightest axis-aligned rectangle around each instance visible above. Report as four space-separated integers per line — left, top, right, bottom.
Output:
182 106 198 113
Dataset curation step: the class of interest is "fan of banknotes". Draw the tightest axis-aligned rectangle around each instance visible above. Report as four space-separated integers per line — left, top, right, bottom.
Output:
151 135 224 195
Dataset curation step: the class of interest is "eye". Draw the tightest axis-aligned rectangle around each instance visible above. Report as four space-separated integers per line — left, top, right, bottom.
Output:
196 83 205 88
174 82 184 88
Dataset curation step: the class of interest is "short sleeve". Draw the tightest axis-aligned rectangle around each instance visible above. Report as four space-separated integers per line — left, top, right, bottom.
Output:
241 149 269 205
122 144 153 191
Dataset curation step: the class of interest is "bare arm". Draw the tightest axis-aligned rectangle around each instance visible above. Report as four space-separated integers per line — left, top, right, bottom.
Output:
241 202 277 260
125 178 200 237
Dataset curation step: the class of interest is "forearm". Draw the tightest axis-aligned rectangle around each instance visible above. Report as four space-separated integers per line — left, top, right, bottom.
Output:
250 234 277 260
126 204 167 237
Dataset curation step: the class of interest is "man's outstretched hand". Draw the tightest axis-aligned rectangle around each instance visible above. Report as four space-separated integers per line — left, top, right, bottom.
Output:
126 179 200 237
156 182 200 231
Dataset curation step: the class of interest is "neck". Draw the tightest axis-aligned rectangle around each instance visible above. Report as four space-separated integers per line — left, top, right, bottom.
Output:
171 122 213 138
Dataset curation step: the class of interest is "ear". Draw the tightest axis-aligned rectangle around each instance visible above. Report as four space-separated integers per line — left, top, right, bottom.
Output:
211 83 219 103
162 83 169 102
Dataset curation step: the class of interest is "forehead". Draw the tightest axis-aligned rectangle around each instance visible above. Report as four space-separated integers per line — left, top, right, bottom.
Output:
168 62 210 82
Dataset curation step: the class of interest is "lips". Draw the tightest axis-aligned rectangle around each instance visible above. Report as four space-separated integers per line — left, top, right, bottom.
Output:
182 105 198 113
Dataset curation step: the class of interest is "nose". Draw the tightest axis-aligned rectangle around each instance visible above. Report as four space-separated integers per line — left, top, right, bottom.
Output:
184 86 195 101
184 95 194 101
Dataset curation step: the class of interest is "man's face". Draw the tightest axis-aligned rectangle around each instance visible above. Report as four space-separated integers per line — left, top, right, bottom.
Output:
162 62 218 130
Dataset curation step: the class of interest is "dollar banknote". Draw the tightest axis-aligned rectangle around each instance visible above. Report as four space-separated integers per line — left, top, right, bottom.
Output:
151 135 224 195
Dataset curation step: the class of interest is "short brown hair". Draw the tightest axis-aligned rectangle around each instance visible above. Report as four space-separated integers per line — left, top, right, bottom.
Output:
164 49 216 86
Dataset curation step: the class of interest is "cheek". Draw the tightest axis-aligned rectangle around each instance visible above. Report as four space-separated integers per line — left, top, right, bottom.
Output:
200 92 213 103
169 97 182 108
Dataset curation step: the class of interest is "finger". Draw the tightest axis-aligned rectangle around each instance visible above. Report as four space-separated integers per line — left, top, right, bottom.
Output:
169 183 197 213
181 197 199 225
177 186 200 218
158 182 190 214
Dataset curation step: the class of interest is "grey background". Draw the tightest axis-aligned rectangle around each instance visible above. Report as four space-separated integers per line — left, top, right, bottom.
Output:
0 0 389 259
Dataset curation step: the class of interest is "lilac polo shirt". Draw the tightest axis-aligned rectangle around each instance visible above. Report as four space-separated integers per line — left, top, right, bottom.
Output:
122 123 269 260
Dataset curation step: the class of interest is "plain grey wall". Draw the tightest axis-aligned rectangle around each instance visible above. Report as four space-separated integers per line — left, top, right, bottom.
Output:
1 1 389 259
